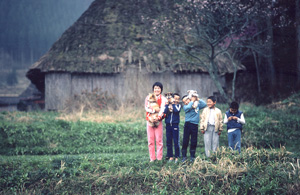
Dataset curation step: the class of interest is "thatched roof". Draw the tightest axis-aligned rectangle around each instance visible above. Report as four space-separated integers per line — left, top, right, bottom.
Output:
27 0 245 92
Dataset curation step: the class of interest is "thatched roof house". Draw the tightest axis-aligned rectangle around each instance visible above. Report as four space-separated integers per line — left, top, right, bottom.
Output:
27 0 245 111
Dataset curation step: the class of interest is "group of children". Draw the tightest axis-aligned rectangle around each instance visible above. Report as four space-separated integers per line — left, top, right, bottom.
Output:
145 82 246 163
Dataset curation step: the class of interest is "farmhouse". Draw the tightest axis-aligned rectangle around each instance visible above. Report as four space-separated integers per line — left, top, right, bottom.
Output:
26 0 244 111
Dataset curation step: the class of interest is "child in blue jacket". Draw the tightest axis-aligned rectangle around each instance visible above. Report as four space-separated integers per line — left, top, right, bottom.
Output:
181 94 206 162
164 93 181 163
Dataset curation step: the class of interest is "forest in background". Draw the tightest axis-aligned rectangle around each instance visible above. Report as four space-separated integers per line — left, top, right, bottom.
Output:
232 0 300 104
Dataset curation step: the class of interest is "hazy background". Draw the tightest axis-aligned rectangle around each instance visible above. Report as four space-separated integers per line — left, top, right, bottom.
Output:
0 0 94 87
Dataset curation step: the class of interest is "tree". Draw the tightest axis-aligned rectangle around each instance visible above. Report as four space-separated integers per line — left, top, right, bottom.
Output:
266 1 276 87
297 0 300 83
146 0 272 103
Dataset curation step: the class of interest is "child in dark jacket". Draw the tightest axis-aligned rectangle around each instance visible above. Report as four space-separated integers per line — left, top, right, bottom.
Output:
224 101 246 154
164 93 181 163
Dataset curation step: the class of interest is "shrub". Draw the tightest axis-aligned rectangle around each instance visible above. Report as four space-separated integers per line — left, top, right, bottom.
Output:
64 88 119 113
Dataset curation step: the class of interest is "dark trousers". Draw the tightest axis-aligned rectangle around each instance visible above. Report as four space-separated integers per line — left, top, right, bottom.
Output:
166 123 180 158
181 122 198 158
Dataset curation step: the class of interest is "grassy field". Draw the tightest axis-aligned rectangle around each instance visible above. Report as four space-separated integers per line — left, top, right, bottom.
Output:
1 97 300 194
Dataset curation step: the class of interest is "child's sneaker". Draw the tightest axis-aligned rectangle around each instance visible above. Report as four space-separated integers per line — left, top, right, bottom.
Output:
168 157 174 163
174 158 179 163
181 157 187 163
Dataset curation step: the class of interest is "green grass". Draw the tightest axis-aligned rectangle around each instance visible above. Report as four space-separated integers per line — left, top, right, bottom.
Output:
0 101 300 194
1 147 299 194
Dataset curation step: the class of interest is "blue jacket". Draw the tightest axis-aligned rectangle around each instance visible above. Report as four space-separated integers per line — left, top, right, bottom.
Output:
225 110 243 130
164 104 181 124
183 99 206 125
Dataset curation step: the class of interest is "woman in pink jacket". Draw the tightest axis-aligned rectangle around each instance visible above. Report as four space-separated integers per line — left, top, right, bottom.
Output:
145 82 167 162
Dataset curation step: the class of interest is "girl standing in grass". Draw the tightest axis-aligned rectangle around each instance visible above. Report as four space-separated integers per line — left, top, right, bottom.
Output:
145 82 167 162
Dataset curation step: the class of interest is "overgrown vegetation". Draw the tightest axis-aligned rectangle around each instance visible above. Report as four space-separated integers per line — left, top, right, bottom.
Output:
1 147 299 194
64 88 119 113
0 97 300 194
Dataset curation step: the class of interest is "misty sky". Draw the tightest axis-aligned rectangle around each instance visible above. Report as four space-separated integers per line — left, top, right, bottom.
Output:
0 0 94 68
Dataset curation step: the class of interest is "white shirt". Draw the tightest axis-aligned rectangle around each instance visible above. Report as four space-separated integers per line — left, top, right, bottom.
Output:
208 108 215 125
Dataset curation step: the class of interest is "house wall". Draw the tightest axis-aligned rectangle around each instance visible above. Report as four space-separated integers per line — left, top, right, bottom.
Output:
45 67 225 111
45 73 72 110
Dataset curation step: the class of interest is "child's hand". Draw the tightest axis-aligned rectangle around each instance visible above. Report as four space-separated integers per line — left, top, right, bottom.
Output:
171 98 175 104
232 116 238 120
155 107 160 112
191 96 197 102
201 130 205 134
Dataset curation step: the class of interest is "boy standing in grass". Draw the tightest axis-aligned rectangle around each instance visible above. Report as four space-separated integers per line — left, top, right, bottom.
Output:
200 96 223 157
181 94 206 162
164 93 181 163
224 101 246 154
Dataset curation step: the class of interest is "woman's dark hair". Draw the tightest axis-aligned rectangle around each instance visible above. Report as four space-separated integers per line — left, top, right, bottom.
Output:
230 101 239 110
152 82 163 92
207 96 216 102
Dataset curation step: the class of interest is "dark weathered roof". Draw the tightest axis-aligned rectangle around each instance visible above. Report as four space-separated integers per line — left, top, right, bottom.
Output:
27 0 245 91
